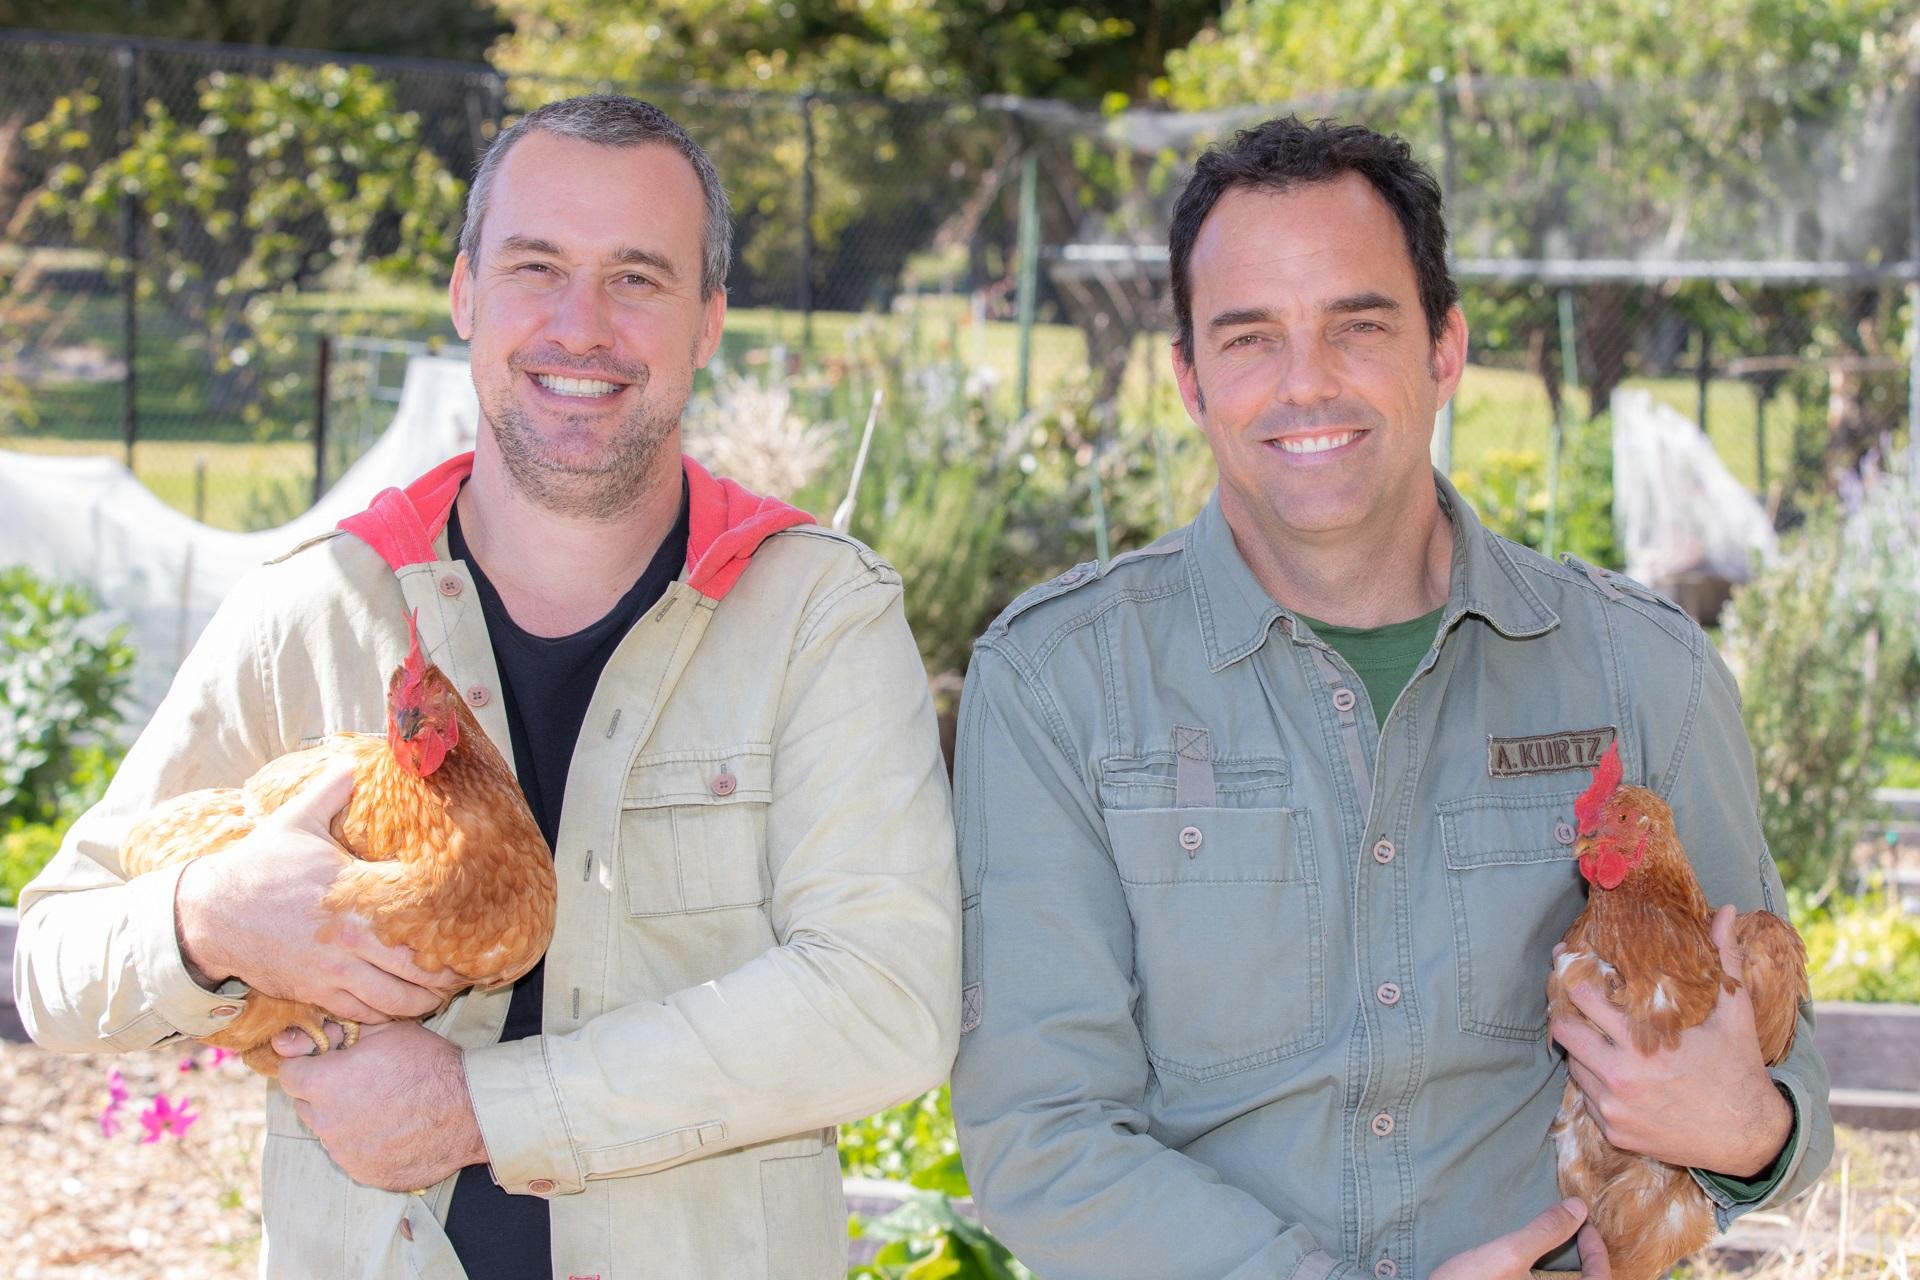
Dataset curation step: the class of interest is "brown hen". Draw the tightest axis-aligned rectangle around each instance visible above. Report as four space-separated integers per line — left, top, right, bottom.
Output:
1546 742 1808 1280
121 610 556 1075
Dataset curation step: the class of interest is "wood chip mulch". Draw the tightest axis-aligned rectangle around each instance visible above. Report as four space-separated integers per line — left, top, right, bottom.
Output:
1 1039 263 1278
3 1037 1918 1278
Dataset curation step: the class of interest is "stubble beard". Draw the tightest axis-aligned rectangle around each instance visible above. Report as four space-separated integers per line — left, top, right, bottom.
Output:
480 355 685 523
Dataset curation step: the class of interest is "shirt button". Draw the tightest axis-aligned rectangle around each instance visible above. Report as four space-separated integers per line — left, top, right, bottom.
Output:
528 1179 555 1195
210 1004 238 1017
1555 820 1577 845
399 1217 415 1241
1376 982 1402 1007
711 772 737 797
436 573 463 598
1370 1111 1395 1137
1374 1260 1398 1279
1331 687 1357 714
1372 839 1397 864
1178 825 1204 854
464 684 490 708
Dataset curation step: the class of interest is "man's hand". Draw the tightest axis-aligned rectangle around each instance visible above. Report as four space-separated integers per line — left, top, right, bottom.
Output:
1431 1197 1611 1280
174 765 455 1024
276 1020 488 1191
1550 904 1792 1177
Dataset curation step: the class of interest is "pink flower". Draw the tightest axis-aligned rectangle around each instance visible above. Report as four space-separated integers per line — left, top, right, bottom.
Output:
100 1067 130 1135
137 1094 198 1144
204 1047 234 1069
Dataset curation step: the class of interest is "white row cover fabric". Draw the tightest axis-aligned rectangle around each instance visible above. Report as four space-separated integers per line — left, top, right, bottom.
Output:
1611 386 1777 587
1 357 478 722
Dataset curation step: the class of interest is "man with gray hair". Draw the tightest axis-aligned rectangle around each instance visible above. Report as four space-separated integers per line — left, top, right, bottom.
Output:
16 94 960 1278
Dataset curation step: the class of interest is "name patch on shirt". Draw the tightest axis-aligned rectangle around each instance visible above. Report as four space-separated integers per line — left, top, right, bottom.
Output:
1488 726 1617 778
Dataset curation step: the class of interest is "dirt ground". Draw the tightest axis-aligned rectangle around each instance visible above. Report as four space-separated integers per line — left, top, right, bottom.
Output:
2 1038 1916 1279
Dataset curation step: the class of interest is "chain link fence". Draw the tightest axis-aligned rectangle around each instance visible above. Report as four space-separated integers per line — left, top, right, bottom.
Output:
2 28 1914 537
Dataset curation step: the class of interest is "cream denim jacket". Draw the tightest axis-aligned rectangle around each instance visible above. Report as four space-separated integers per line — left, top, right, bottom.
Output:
15 456 962 1279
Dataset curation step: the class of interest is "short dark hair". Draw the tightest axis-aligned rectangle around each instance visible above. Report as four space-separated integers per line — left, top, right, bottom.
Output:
461 94 732 298
1168 115 1457 360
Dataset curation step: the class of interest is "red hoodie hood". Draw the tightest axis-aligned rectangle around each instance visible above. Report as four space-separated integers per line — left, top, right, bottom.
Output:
337 452 815 602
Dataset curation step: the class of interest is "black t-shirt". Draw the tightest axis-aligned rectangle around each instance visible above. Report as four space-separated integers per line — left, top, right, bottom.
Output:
441 480 690 1278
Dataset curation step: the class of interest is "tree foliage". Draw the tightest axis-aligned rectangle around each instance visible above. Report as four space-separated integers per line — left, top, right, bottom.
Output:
490 0 1220 359
22 62 465 417
0 0 508 63
490 0 1217 101
1165 0 1917 492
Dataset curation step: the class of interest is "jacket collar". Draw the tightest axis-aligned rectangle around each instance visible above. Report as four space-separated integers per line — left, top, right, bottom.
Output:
338 452 814 602
1186 468 1559 673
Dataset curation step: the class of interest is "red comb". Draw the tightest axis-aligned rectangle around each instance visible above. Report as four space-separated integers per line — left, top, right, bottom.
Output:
403 608 426 685
1574 741 1622 834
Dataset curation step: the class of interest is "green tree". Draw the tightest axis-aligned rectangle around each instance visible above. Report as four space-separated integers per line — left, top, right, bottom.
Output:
1164 0 1916 483
490 0 1220 386
0 0 508 63
21 61 465 418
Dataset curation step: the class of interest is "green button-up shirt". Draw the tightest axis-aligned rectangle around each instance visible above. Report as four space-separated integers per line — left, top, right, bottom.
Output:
950 474 1831 1280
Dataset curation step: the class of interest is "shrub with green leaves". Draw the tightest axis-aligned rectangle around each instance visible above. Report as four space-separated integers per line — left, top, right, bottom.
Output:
1 822 65 909
1451 414 1619 569
1 565 132 830
1801 886 1920 1004
1721 461 1920 899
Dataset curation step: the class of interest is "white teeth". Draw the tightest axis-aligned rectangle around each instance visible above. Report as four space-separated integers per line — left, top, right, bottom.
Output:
535 374 621 397
1277 431 1358 454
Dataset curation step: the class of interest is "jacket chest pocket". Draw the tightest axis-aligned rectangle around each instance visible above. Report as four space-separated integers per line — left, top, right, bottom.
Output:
620 748 774 916
1105 805 1324 1080
1437 791 1587 1041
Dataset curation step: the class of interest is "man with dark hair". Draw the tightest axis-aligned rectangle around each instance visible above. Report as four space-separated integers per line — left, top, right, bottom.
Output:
950 114 1830 1280
16 94 960 1278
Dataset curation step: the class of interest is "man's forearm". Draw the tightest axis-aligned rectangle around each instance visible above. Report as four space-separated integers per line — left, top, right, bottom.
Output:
16 860 245 1053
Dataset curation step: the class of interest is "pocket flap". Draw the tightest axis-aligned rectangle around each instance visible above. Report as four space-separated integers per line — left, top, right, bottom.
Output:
1106 806 1310 884
1437 789 1585 870
623 746 773 807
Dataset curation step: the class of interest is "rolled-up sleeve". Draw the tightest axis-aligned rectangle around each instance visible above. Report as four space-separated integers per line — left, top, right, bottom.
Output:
949 642 1354 1280
13 577 282 1052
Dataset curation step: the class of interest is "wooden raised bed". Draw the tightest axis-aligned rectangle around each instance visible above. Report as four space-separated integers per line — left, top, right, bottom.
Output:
1814 1000 1920 1130
0 907 22 1043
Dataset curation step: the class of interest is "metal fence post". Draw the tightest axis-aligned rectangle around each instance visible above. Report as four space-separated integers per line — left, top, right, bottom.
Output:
1909 78 1920 477
1548 288 1580 559
116 43 139 469
1015 149 1040 417
799 91 817 349
1696 326 1712 434
312 333 331 505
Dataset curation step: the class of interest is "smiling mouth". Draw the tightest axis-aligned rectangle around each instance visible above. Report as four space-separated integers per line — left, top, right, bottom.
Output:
1271 430 1364 455
531 372 626 398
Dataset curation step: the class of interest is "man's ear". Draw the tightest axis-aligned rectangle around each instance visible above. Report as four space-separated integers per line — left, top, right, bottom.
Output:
448 253 474 341
1430 304 1469 403
693 287 727 368
1172 337 1205 424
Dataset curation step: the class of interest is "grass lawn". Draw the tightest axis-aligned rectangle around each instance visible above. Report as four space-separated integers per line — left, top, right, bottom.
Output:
0 434 316 531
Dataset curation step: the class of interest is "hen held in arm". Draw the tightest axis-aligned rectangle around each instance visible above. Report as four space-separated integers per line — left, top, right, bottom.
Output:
123 610 555 1075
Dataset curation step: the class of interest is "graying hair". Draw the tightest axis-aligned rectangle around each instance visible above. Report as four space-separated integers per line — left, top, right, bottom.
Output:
460 94 732 298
